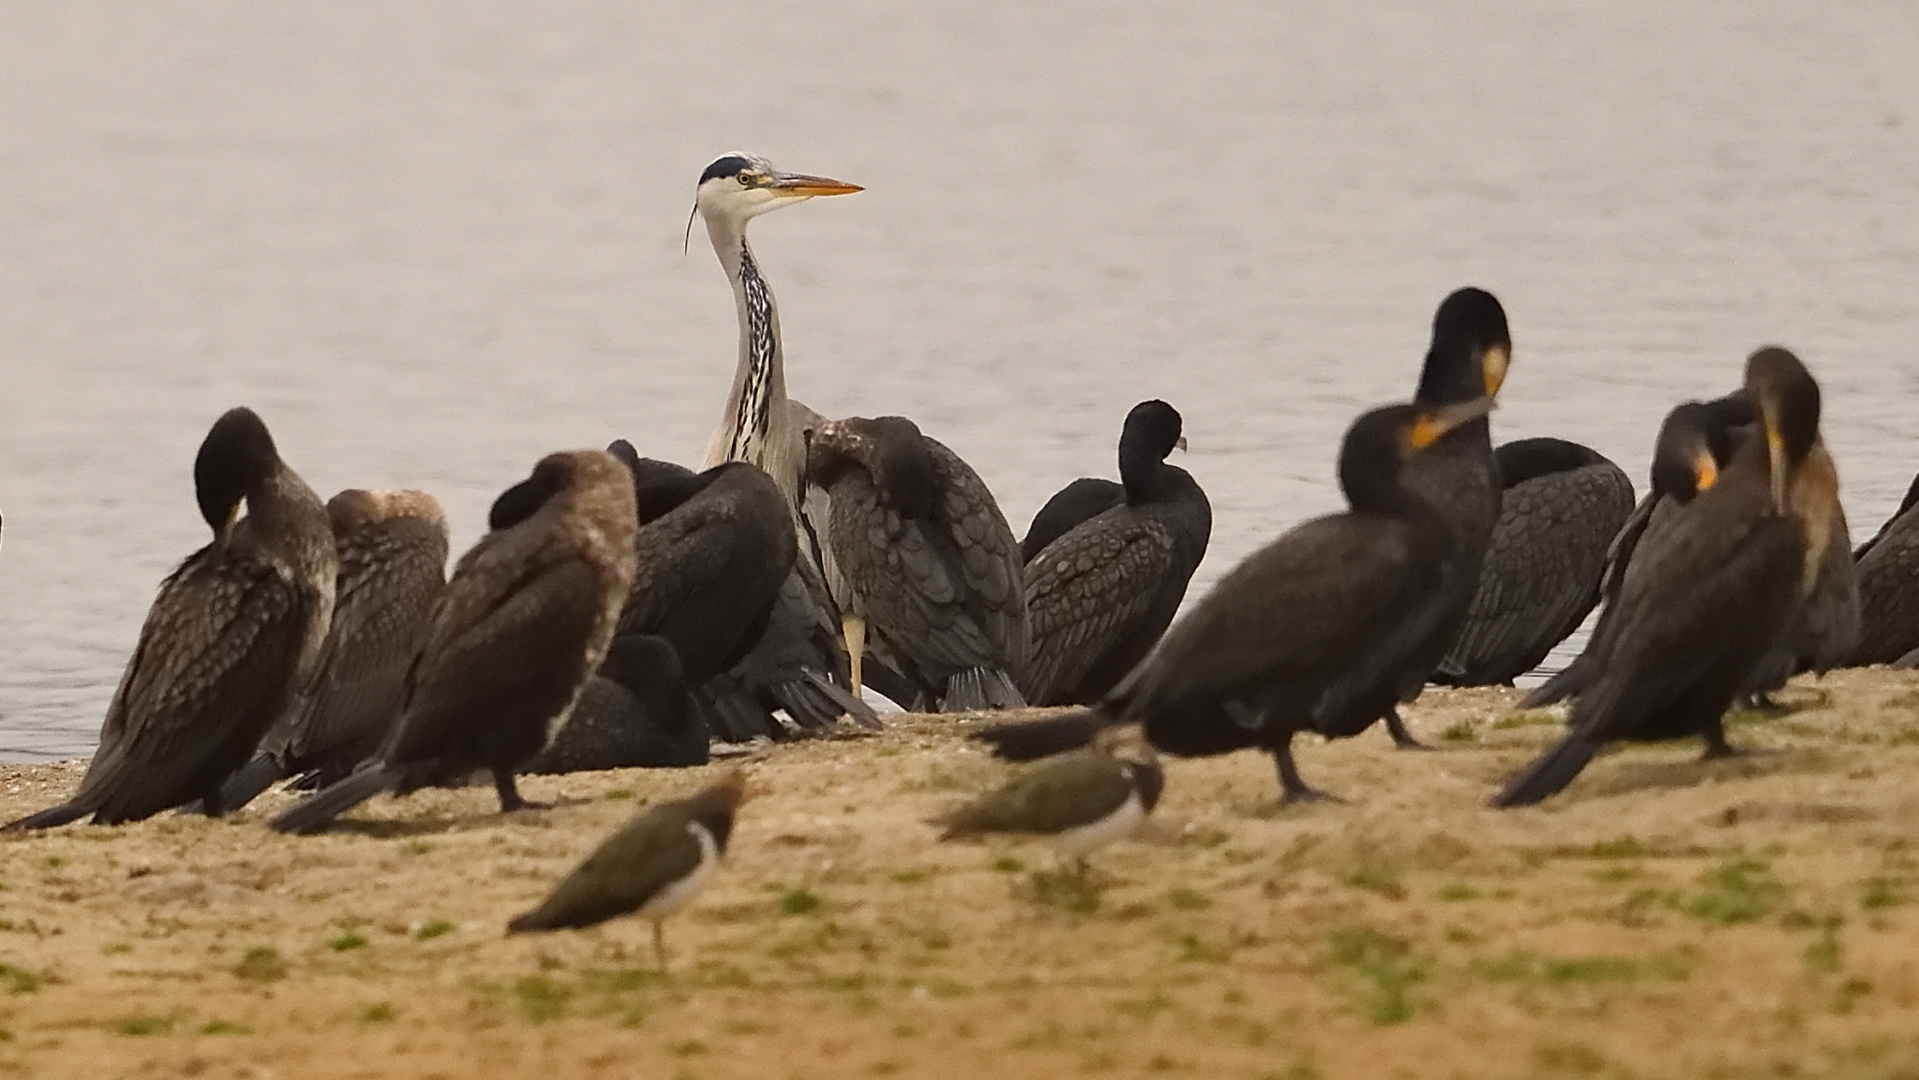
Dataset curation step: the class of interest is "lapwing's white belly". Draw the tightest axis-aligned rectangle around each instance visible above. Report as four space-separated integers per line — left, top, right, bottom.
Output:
640 821 720 920
1051 791 1145 863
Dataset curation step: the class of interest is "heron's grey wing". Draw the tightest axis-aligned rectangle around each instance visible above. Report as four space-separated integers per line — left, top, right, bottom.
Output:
79 552 314 818
1440 462 1634 683
1020 513 1177 705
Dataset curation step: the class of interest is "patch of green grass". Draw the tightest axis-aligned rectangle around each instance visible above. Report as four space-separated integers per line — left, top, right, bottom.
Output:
101 942 132 955
918 977 971 999
669 1039 709 1057
360 1003 397 1024
1833 977 1873 1015
414 920 456 940
1342 865 1405 899
514 975 570 1024
1435 883 1480 902
1473 951 1689 985
402 839 434 856
1860 878 1906 910
1440 721 1478 743
990 856 1026 873
1024 870 1101 914
1491 711 1558 730
1587 836 1648 859
43 856 64 869
111 1015 176 1036
1166 886 1210 911
198 1019 251 1035
1674 854 1783 925
888 868 929 885
1590 864 1640 884
234 946 287 982
1175 933 1230 963
0 965 43 994
327 931 370 952
1531 1043 1612 1075
603 788 636 801
1804 918 1844 975
778 887 823 915
1325 928 1427 1025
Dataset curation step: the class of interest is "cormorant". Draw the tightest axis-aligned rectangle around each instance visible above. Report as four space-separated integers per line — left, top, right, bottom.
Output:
807 415 1029 711
1019 400 1212 705
1494 348 1825 807
1849 471 1919 666
977 397 1496 803
5 407 335 829
269 449 638 833
523 635 710 773
1433 438 1634 686
1020 479 1124 564
934 725 1163 876
508 770 748 971
214 489 448 811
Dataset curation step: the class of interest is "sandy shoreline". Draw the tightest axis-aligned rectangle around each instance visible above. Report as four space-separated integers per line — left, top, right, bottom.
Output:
4 672 1919 1079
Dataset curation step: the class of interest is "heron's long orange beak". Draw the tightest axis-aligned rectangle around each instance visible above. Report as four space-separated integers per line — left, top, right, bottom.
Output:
771 172 864 197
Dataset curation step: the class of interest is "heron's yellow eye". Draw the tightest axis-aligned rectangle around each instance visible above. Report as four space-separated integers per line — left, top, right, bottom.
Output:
737 173 756 188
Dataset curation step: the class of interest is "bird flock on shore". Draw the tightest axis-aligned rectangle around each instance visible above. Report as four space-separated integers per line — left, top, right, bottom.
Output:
5 152 1919 967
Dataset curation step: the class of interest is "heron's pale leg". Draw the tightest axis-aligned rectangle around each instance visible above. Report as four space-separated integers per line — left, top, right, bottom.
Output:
842 615 867 697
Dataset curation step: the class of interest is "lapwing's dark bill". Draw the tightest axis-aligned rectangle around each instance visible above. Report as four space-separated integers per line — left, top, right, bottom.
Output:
507 770 750 970
935 727 1163 875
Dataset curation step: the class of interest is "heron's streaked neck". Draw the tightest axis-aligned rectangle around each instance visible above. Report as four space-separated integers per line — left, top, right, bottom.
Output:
703 212 788 476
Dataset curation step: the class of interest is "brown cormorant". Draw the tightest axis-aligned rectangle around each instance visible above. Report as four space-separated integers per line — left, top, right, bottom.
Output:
508 770 747 971
1849 471 1919 666
1494 348 1825 807
807 415 1030 711
269 449 637 833
1433 438 1634 686
935 725 1162 876
6 407 335 829
214 489 449 810
1019 400 1212 705
977 397 1496 803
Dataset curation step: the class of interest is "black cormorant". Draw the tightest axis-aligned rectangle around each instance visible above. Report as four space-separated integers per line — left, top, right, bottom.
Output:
807 415 1029 711
1020 478 1124 564
6 407 335 829
524 634 710 773
1494 348 1825 807
214 489 449 811
269 449 638 833
1433 438 1634 686
977 398 1495 803
508 770 747 971
1019 400 1212 705
1849 471 1919 666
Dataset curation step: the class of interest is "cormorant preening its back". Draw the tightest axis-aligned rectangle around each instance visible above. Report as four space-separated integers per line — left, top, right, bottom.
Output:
1020 400 1212 706
1362 287 1513 747
215 489 449 811
1495 348 1824 807
977 398 1495 803
269 449 638 833
524 634 710 773
6 408 335 829
1849 471 1919 667
808 416 1030 712
1433 438 1634 686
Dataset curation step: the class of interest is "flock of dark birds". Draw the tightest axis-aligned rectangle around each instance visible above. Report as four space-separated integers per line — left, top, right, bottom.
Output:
6 152 1919 965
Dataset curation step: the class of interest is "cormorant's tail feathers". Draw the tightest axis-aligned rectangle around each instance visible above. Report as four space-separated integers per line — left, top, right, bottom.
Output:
1492 733 1599 808
2 801 93 832
942 667 1025 712
971 708 1112 761
1518 657 1593 709
215 754 289 814
778 669 882 730
267 764 399 834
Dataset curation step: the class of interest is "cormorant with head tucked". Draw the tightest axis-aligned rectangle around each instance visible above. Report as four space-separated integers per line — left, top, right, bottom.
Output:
1020 400 1212 706
1433 438 1634 687
808 415 1030 712
269 449 637 833
6 408 335 829
213 489 449 811
1495 348 1827 807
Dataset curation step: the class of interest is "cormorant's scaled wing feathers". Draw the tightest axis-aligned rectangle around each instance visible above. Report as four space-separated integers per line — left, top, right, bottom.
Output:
830 471 996 670
1022 515 1178 704
926 437 1028 665
81 552 314 819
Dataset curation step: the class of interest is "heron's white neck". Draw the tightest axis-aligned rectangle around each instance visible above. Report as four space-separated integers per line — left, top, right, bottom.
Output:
700 212 802 507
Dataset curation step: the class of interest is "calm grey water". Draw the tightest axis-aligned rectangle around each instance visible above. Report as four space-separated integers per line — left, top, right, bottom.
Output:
3 2 1917 761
